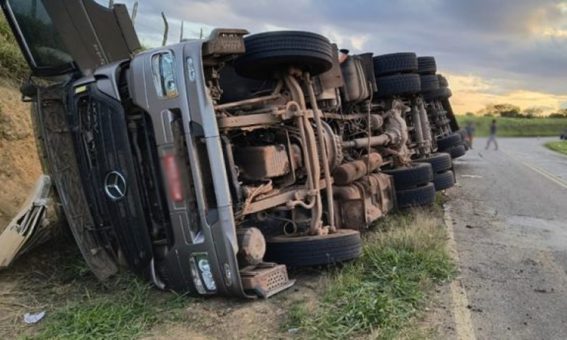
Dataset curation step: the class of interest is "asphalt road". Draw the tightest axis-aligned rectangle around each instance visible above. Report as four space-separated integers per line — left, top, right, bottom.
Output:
445 137 567 340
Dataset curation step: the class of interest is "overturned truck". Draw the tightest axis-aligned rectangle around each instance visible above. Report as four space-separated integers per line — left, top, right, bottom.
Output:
1 0 464 298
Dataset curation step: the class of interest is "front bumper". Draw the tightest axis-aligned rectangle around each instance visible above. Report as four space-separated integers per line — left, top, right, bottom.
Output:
128 41 248 297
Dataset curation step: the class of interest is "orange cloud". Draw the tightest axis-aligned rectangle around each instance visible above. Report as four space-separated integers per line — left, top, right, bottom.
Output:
444 73 567 115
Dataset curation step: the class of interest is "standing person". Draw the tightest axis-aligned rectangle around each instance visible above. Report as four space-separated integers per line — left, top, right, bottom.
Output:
485 119 498 150
465 121 476 149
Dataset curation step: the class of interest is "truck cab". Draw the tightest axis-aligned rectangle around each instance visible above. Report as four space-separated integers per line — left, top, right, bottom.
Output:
1 0 272 297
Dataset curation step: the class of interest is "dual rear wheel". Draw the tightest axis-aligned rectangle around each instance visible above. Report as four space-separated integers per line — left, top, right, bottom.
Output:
437 133 466 159
383 163 437 208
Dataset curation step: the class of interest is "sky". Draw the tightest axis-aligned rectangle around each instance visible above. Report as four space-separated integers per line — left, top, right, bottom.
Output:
99 0 567 115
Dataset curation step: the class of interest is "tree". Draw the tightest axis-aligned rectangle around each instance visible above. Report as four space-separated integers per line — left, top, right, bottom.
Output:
477 103 521 118
524 106 545 119
549 109 567 118
493 104 521 118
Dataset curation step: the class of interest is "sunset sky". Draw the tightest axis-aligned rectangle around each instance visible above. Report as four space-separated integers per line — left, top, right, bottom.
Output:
102 0 567 115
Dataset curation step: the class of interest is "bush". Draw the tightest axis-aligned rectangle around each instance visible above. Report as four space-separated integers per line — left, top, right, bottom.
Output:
456 115 567 137
0 14 28 81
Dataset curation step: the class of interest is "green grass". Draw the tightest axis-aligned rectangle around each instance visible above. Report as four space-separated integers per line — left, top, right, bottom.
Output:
545 141 567 156
286 209 455 339
456 115 567 137
0 236 191 339
33 275 188 340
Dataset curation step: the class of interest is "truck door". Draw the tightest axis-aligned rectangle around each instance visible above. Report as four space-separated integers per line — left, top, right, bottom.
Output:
0 0 141 77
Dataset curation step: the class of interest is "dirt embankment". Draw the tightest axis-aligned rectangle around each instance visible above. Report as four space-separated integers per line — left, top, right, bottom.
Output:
0 82 42 231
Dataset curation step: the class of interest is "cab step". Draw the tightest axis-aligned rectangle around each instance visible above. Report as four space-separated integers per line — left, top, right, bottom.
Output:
240 263 295 298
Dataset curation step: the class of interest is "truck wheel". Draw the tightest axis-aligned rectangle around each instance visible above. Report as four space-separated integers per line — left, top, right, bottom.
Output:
447 144 466 159
420 74 439 92
373 52 418 76
235 31 334 80
383 163 433 190
396 182 436 208
417 56 437 75
415 152 452 173
433 170 455 191
265 229 362 267
375 73 421 98
437 74 449 88
423 87 452 101
436 133 462 151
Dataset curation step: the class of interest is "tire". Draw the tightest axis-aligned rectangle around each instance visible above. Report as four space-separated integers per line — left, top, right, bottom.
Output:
396 183 436 208
447 144 466 159
417 56 436 75
433 170 455 191
235 31 334 80
437 74 449 88
375 73 421 98
437 133 462 151
415 152 452 173
420 74 439 92
422 87 452 101
383 163 433 190
265 229 362 267
373 52 418 76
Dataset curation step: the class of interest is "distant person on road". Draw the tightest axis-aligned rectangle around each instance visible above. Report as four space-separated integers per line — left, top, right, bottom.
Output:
465 121 476 149
485 119 498 150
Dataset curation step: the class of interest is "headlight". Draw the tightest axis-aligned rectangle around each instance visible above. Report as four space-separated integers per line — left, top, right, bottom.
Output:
151 51 178 98
189 258 207 295
197 257 217 291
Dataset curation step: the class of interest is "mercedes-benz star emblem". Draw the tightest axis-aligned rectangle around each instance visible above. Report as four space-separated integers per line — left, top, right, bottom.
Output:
104 171 127 201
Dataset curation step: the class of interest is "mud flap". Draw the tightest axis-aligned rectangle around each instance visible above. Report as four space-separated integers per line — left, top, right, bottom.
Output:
0 175 51 269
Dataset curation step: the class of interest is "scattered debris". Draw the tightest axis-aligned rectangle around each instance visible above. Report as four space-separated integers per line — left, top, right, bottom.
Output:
23 311 45 324
466 304 483 313
461 175 483 179
0 175 51 269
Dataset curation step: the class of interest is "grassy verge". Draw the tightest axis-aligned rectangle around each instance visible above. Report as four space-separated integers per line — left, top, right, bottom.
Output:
0 240 188 340
456 116 567 137
545 141 567 156
5 207 453 339
34 276 187 340
285 208 455 339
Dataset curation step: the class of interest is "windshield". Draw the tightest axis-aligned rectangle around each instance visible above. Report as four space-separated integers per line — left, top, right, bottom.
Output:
7 0 72 69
